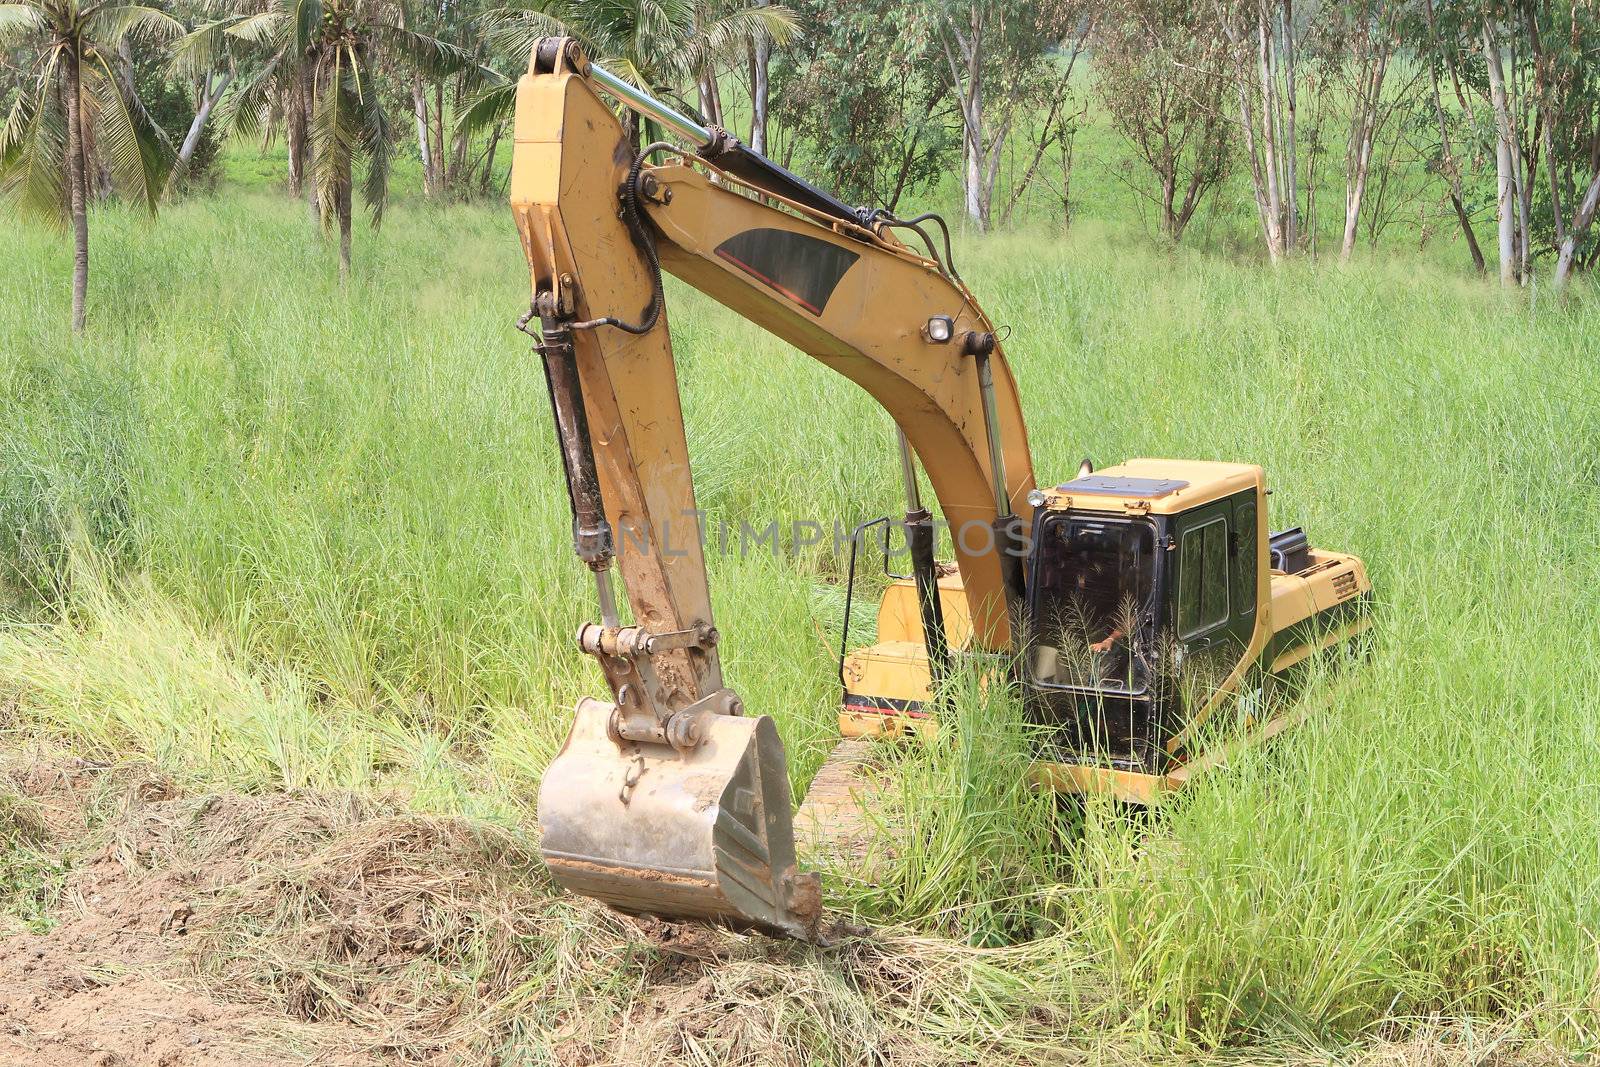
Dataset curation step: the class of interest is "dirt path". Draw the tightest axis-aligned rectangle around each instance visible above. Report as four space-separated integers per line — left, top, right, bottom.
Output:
0 755 858 1067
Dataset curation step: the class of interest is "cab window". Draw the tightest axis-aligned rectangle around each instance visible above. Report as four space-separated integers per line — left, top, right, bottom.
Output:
1178 516 1229 639
1233 499 1257 615
1028 516 1156 694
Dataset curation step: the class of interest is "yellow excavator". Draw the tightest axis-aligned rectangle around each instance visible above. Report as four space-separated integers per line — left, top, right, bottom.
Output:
510 40 1372 941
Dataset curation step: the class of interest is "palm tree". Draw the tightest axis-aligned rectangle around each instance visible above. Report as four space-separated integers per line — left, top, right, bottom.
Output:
0 0 183 331
171 0 312 203
179 0 476 280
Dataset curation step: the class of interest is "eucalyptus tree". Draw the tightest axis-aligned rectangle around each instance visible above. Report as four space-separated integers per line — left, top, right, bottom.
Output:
771 0 955 210
1429 0 1600 288
1093 0 1234 243
0 0 182 331
925 0 1084 232
180 0 476 279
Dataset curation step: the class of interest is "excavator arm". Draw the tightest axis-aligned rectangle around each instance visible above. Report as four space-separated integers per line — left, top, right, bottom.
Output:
510 39 1033 938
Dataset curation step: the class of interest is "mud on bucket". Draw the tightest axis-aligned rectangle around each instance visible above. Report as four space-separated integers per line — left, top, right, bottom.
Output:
537 697 822 941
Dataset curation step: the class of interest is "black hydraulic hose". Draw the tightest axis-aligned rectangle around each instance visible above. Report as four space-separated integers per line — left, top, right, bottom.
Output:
568 147 667 335
891 211 963 285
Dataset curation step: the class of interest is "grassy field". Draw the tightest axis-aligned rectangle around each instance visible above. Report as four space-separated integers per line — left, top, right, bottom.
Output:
2 184 1599 1062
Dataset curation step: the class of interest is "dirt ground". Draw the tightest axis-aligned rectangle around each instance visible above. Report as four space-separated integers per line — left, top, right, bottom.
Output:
0 760 383 1067
0 755 865 1067
0 756 1571 1067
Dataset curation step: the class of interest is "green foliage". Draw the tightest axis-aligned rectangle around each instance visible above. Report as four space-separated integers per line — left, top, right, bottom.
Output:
131 42 219 182
1091 0 1233 241
771 0 954 209
178 0 477 269
1429 0 1600 266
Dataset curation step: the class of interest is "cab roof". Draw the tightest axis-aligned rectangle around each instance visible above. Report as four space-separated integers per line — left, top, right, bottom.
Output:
1038 459 1263 516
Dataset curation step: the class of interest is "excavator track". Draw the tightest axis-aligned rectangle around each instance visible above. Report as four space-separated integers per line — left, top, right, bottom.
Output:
794 739 895 865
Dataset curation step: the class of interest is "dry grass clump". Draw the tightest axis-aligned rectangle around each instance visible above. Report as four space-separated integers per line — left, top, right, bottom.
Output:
0 767 66 927
165 789 1094 1065
77 782 1108 1066
0 785 50 851
88 789 594 1059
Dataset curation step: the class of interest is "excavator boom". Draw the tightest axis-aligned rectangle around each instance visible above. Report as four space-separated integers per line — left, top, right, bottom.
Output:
509 39 1033 937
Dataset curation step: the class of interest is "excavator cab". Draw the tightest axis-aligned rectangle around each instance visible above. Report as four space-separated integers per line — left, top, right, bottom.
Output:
1023 464 1263 776
840 460 1370 804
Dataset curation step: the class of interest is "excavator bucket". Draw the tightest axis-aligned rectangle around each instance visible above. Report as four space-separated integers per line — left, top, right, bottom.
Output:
538 698 822 940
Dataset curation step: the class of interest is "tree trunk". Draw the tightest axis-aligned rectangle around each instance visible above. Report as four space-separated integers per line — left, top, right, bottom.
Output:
432 79 446 190
1553 168 1600 289
696 74 723 128
749 3 771 154
964 58 988 230
1237 76 1275 254
1257 5 1285 262
1423 0 1485 273
936 7 988 231
1482 23 1519 285
287 86 306 197
412 81 434 195
337 166 352 283
480 121 505 194
301 67 318 224
963 96 984 228
1342 42 1390 261
179 70 231 167
1280 0 1298 250
63 44 89 333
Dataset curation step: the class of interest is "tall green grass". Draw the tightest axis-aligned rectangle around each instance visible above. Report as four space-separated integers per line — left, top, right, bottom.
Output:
2 191 1598 1054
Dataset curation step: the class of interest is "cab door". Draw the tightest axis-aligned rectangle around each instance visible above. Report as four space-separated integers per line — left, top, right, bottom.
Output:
1169 497 1252 712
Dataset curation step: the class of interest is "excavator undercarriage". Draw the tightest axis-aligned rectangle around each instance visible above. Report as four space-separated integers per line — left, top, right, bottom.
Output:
510 39 1372 939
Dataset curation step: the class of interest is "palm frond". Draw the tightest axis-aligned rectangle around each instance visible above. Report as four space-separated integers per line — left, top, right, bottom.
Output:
0 82 67 225
631 0 693 56
90 4 186 43
169 16 236 79
291 0 322 58
373 23 478 79
225 9 284 45
478 5 581 62
0 87 34 163
454 80 516 143
356 68 390 226
0 3 45 45
217 51 285 145
84 51 174 213
680 5 795 73
310 48 357 226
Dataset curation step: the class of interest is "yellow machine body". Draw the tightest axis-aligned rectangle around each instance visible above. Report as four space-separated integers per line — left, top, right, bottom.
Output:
839 459 1371 804
507 38 1373 935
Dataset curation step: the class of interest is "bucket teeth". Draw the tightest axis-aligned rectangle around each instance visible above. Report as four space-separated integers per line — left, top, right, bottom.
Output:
538 698 821 940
